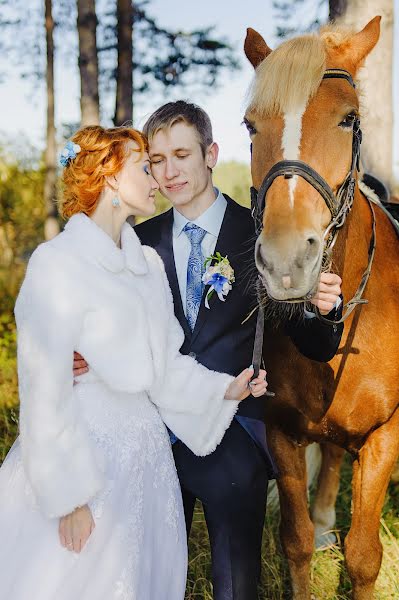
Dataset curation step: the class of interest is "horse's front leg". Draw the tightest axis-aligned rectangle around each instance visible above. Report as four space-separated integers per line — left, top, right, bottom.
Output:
270 427 314 600
345 407 399 600
311 442 345 549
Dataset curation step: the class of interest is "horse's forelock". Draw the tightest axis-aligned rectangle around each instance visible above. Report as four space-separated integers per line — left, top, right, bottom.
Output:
246 34 327 117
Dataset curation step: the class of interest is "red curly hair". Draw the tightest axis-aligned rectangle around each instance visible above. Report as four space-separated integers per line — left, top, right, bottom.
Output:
60 125 148 219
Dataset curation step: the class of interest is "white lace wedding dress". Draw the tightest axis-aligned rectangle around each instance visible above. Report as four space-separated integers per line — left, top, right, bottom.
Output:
0 214 238 600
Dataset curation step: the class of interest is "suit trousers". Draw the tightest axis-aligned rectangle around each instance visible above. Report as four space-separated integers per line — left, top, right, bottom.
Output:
172 419 269 600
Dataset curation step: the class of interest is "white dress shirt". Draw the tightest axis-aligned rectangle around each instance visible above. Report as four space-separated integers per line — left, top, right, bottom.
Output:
173 188 227 314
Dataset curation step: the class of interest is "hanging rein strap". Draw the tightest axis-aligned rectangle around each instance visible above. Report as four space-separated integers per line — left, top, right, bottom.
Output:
250 292 275 396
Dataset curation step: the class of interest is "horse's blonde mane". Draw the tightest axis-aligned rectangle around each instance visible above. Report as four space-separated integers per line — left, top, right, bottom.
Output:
246 26 357 117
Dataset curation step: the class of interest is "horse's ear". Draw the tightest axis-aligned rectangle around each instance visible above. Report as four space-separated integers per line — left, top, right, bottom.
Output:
244 28 272 69
344 16 381 68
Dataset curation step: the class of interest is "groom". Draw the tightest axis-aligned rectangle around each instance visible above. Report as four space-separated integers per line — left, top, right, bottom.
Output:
134 101 343 599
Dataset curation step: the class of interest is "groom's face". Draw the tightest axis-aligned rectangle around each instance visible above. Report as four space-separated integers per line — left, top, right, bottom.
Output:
149 121 217 209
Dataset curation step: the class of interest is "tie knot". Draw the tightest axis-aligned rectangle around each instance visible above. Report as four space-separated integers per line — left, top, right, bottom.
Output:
183 223 207 246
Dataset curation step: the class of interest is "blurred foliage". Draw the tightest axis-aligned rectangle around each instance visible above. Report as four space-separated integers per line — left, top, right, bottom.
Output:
0 147 47 433
0 310 18 461
213 160 251 208
0 312 18 408
0 151 46 270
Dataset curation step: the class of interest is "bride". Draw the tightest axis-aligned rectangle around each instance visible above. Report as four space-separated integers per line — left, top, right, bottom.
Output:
0 125 267 599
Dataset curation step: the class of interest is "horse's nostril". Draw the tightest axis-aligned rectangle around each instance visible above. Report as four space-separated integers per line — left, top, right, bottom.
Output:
256 244 273 273
306 236 320 260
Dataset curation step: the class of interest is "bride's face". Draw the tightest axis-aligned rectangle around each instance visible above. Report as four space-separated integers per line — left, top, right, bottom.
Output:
116 143 159 217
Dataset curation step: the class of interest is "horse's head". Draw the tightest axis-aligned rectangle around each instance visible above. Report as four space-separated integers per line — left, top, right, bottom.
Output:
244 17 380 303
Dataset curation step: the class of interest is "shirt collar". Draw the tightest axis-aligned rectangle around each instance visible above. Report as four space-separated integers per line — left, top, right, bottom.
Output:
173 188 227 239
64 213 148 275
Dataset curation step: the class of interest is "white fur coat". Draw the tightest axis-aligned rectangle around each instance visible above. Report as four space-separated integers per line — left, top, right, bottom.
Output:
14 213 237 518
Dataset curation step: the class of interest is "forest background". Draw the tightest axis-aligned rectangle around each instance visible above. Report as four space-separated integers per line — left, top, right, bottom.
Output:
0 1 398 598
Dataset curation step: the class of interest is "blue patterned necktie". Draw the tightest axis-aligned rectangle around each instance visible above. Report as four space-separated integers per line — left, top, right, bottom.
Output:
184 222 207 330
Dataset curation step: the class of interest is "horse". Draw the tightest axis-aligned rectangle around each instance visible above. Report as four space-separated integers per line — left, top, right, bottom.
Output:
243 16 399 600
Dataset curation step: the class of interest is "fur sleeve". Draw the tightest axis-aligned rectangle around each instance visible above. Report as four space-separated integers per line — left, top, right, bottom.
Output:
14 244 104 518
147 250 239 456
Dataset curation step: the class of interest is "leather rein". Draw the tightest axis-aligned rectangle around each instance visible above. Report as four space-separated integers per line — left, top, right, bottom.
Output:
250 68 377 380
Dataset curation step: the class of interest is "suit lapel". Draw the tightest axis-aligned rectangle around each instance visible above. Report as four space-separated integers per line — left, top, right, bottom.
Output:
191 196 239 344
155 210 192 340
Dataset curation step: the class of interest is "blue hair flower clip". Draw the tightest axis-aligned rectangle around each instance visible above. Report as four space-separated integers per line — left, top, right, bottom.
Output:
59 140 82 167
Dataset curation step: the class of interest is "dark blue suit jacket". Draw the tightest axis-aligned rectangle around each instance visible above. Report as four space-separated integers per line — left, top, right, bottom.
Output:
135 195 343 477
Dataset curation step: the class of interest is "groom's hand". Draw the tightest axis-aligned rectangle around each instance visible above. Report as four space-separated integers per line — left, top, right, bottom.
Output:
73 351 89 377
310 272 342 315
225 367 267 401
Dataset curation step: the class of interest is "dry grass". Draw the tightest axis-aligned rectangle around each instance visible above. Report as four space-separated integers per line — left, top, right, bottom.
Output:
186 455 399 599
186 511 399 599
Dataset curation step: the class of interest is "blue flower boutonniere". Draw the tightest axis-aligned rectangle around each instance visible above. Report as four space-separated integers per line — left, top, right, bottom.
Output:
202 252 235 309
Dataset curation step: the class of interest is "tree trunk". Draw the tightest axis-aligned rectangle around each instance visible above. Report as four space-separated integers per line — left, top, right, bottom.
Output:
335 0 394 193
114 0 134 126
77 0 100 126
329 0 348 21
44 0 60 241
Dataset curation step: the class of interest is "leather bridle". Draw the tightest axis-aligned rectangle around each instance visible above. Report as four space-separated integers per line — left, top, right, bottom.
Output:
250 68 377 380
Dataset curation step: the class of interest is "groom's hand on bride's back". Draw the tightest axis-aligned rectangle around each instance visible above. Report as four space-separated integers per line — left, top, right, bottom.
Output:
73 351 89 378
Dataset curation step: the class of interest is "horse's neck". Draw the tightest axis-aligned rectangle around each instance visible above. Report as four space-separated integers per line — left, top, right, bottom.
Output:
333 186 374 301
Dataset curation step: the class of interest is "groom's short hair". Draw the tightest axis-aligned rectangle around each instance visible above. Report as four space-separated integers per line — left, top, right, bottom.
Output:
143 101 213 157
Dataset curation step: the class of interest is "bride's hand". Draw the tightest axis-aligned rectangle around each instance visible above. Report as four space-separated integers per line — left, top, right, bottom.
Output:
59 504 95 553
224 367 267 401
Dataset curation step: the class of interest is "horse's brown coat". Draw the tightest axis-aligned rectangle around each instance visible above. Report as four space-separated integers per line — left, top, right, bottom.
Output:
244 17 399 599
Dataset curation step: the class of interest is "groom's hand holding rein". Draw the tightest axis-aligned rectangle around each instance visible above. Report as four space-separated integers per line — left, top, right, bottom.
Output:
225 366 267 399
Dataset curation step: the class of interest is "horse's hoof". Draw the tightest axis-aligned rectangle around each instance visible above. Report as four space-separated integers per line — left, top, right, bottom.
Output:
315 530 337 550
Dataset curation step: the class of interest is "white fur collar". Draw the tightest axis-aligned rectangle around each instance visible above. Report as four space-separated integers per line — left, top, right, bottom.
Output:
63 213 148 275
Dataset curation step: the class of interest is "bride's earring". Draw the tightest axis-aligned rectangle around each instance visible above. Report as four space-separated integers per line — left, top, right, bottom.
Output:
112 196 120 208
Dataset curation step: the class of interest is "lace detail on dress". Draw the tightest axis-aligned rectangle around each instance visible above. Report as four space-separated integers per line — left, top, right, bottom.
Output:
73 382 182 598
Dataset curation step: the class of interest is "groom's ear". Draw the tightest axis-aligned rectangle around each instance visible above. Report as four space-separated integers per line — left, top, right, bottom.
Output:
206 142 219 170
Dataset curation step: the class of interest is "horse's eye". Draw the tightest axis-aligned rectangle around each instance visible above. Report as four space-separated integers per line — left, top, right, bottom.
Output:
243 118 257 136
339 112 357 129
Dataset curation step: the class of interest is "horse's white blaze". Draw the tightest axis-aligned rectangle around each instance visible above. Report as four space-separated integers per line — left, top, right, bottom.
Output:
282 105 305 207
